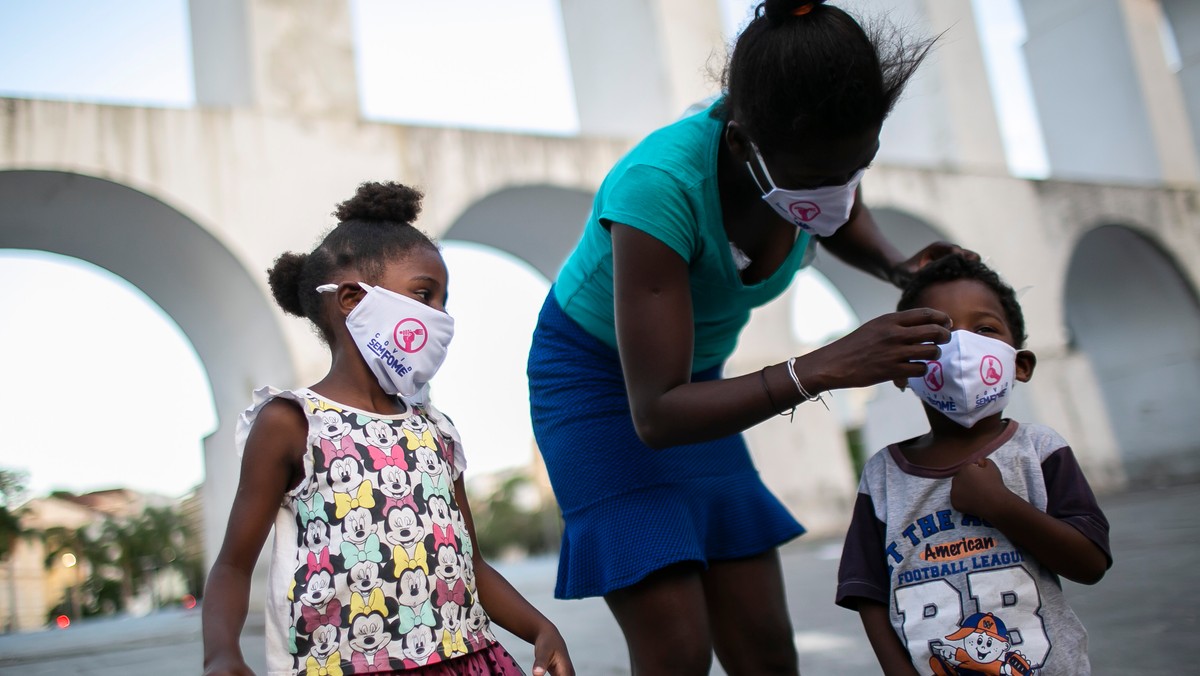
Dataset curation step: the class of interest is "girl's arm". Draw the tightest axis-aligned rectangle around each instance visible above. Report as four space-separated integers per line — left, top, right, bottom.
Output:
818 191 975 288
453 477 574 676
950 458 1108 584
202 399 306 676
859 601 920 676
610 223 951 448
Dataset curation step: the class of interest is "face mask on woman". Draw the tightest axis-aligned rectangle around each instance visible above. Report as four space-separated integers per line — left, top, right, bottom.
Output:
906 330 1016 428
317 282 454 400
746 142 864 237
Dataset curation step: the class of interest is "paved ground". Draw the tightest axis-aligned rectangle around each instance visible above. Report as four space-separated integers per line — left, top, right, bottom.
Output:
0 483 1195 675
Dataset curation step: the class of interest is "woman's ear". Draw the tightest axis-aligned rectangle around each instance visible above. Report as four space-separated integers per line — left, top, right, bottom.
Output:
724 121 752 163
1015 349 1037 383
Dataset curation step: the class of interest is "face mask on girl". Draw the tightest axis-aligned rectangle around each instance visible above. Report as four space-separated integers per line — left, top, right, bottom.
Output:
746 142 865 237
907 330 1016 428
317 282 454 401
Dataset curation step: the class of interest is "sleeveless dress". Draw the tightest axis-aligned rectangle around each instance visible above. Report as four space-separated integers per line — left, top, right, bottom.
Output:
236 387 523 675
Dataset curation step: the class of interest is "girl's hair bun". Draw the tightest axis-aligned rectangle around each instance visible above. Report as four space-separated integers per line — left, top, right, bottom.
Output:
333 181 424 225
267 251 309 317
762 0 827 23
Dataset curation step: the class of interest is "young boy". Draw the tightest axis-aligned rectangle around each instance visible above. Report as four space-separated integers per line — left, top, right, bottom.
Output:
836 255 1111 675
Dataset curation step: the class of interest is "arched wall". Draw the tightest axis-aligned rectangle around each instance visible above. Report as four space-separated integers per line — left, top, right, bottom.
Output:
440 184 595 281
1065 224 1200 484
0 170 296 572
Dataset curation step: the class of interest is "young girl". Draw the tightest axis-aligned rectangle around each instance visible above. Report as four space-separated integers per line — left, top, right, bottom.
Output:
202 182 574 676
837 255 1111 675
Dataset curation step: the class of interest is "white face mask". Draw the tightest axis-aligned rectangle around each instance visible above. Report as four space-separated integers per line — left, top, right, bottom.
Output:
746 142 864 237
907 330 1017 428
317 282 454 401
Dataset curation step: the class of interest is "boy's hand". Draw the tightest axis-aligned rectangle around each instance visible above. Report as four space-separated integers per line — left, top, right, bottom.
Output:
950 458 1014 520
532 626 575 676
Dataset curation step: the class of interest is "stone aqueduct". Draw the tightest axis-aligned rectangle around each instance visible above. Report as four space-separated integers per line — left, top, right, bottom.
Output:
1 0 1198 584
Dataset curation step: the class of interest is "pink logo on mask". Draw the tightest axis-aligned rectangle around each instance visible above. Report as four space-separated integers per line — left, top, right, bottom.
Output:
924 361 944 391
394 318 428 353
980 355 1003 386
788 201 821 223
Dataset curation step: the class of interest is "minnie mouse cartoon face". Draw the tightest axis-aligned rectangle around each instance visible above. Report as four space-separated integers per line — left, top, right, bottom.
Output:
318 411 351 442
299 570 336 608
348 560 383 596
348 610 391 656
305 519 331 550
396 568 431 609
297 475 319 502
378 466 413 502
434 545 461 584
402 625 438 664
342 508 376 545
440 600 463 634
310 623 340 659
363 420 400 449
413 446 443 476
329 457 365 493
385 507 424 549
465 603 487 635
427 496 452 529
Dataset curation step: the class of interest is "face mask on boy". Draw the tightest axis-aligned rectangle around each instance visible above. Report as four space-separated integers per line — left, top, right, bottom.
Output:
317 282 454 401
746 142 864 237
907 330 1016 428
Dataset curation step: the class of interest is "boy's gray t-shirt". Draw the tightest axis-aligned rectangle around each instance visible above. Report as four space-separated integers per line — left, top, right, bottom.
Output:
837 421 1111 675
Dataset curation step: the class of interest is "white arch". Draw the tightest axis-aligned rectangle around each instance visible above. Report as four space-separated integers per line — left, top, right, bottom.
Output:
0 170 296 572
1065 224 1200 484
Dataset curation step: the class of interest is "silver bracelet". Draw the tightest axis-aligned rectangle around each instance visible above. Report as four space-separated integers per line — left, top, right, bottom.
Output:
786 357 829 411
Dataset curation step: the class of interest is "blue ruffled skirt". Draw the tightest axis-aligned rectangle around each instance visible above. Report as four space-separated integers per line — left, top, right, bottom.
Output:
527 291 805 599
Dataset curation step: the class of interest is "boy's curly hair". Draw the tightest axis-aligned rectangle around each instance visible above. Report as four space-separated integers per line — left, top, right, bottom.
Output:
897 254 1027 348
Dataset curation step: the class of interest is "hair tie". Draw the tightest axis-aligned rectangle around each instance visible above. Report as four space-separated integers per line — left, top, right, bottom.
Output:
792 2 815 16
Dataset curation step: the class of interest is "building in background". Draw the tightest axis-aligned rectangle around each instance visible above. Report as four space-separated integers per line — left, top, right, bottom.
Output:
0 0 1196 612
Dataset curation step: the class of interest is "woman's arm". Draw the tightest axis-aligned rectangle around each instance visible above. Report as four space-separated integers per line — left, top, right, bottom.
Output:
453 477 574 676
202 399 305 676
611 223 951 448
819 190 975 288
859 601 920 676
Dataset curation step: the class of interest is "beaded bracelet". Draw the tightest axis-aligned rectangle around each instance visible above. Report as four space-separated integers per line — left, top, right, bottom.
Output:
759 366 795 422
786 357 829 411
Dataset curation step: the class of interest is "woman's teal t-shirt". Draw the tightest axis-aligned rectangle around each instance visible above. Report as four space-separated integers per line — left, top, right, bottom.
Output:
554 100 814 372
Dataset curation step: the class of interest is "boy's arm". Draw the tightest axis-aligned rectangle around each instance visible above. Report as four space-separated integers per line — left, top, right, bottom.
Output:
859 601 920 676
950 449 1110 584
203 399 305 675
452 476 574 676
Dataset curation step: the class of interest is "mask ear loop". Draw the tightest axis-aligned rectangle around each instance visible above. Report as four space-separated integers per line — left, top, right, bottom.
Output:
745 141 777 194
316 284 338 293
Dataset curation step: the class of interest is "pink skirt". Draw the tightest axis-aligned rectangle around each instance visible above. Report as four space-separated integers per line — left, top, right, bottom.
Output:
401 642 526 675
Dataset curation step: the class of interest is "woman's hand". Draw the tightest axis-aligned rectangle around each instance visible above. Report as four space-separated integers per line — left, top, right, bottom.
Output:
888 242 979 288
801 308 951 393
531 625 575 676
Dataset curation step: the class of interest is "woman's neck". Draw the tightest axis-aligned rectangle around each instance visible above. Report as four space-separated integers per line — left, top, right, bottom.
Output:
716 135 800 284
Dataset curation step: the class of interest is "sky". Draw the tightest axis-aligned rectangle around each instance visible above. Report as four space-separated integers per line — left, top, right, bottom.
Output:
0 0 1045 499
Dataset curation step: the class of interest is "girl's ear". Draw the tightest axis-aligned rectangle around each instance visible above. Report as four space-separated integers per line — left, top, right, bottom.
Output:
337 282 367 317
1015 349 1037 383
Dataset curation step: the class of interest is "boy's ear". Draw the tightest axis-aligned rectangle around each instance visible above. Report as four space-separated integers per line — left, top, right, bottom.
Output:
1015 349 1037 383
